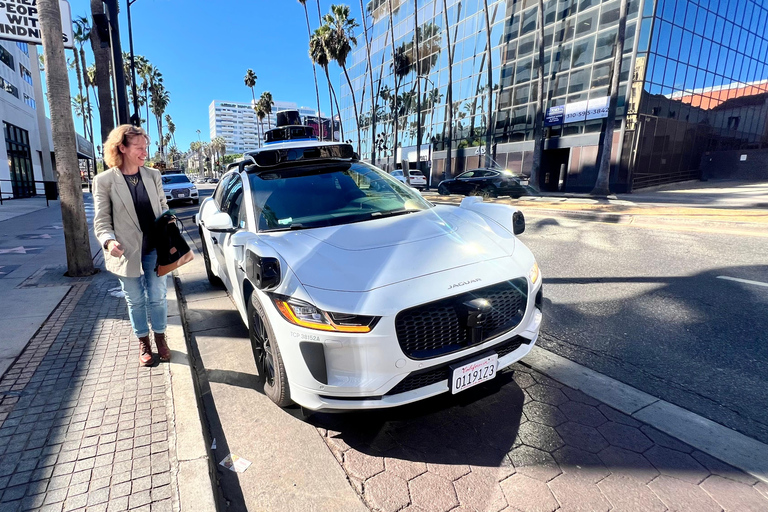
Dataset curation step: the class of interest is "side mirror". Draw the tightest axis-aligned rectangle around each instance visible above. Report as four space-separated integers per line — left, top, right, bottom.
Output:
513 210 525 235
203 211 236 233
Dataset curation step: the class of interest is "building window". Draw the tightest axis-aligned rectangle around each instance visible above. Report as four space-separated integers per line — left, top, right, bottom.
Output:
0 76 19 98
727 116 740 130
0 44 15 70
16 42 28 55
20 64 33 86
23 93 35 109
4 122 35 198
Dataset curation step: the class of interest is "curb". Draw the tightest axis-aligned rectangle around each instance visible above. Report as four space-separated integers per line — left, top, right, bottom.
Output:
523 346 768 484
166 280 218 512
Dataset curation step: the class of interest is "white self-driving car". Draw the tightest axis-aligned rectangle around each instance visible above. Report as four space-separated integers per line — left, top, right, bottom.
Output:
195 141 542 411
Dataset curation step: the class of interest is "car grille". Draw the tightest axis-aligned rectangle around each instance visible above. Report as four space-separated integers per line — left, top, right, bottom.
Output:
395 278 528 360
385 335 530 396
171 188 191 198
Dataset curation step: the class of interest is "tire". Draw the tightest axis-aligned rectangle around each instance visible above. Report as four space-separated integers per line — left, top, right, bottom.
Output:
248 293 292 407
438 184 450 196
480 186 497 199
192 198 200 205
199 230 223 287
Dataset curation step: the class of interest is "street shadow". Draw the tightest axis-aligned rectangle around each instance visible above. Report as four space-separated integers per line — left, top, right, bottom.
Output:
308 368 525 468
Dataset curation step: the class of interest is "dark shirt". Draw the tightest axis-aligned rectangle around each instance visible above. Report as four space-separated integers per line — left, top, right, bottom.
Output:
123 173 156 256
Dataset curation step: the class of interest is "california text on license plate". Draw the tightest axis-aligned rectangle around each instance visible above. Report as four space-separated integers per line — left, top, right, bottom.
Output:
450 353 498 394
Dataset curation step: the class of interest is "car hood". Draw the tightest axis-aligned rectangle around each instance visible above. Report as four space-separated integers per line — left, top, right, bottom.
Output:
263 205 517 292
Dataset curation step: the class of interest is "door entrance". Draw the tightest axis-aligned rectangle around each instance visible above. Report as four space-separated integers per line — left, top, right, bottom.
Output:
540 148 570 192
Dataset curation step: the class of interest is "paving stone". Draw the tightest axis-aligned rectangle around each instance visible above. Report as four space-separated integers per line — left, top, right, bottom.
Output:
62 492 88 511
425 462 471 481
2 484 28 501
150 484 172 502
638 425 693 453
596 422 653 453
648 475 721 512
548 472 611 512
551 446 610 484
384 457 427 481
690 450 758 485
110 480 131 499
507 445 561 483
555 421 609 454
558 401 607 428
597 446 659 484
523 402 567 427
516 422 564 453
409 472 459 512
560 387 600 406
643 445 709 484
526 384 568 406
343 450 385 480
364 471 410 512
454 471 508 512
106 496 128 511
512 372 536 389
596 404 641 427
499 473 558 512
150 499 173 512
700 474 768 511
597 473 666 512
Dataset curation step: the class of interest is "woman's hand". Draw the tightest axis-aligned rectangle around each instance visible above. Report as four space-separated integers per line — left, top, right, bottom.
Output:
107 240 124 257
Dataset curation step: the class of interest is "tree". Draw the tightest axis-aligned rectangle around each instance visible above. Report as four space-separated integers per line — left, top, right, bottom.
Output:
89 0 114 148
141 63 162 139
150 84 170 160
592 0 629 196
323 5 361 155
299 0 324 141
529 0 545 193
254 102 267 147
244 68 257 105
260 91 274 129
165 115 177 148
39 0 94 277
357 0 376 162
72 94 92 119
70 18 87 137
482 0 494 166
310 26 343 141
73 16 97 182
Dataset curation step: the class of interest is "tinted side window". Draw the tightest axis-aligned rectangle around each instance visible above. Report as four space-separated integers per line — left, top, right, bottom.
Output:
221 177 245 228
213 174 233 207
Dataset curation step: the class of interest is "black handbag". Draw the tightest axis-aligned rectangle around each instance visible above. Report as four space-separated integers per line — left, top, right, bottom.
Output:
154 211 194 277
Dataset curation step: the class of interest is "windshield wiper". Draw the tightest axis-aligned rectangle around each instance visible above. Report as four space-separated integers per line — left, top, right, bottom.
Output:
370 209 421 219
263 223 309 232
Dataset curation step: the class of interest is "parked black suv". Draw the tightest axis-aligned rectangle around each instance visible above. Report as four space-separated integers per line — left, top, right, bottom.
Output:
437 168 529 198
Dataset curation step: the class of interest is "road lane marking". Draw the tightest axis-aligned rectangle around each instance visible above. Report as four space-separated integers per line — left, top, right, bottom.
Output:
717 276 768 288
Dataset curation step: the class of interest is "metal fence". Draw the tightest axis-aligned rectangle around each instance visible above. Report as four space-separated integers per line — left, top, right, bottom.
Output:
0 179 59 206
631 169 701 191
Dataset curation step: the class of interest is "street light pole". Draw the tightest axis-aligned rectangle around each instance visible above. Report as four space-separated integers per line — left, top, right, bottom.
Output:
127 0 141 126
103 0 130 125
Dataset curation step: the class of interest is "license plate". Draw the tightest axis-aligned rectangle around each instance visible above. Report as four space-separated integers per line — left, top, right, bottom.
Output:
450 353 498 394
179 192 187 197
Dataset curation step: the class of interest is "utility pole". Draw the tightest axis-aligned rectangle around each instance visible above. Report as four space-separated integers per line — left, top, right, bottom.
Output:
103 0 129 125
127 0 141 126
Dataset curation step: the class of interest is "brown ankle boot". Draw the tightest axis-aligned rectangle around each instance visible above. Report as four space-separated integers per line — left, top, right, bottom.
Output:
154 332 171 362
138 336 154 366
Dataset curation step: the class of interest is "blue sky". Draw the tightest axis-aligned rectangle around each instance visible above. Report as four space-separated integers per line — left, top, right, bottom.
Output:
65 0 363 153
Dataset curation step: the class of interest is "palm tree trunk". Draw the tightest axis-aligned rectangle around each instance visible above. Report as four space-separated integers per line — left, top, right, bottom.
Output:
373 19 392 167
39 0 94 277
359 0 376 163
442 0 456 181
530 0 545 193
387 0 399 170
302 5 323 141
156 114 164 160
592 0 628 196
326 69 345 141
414 0 421 185
89 0 114 147
71 49 87 139
342 65 362 155
483 0 495 167
145 88 151 138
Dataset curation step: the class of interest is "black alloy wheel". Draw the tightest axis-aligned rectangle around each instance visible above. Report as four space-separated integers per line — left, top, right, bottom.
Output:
438 183 450 195
480 186 497 199
247 293 291 407
199 229 223 287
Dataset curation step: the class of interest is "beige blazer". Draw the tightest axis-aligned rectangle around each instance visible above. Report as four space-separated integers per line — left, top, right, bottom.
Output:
93 167 168 277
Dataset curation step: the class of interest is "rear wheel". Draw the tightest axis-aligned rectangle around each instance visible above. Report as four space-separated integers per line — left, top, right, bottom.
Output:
438 184 450 196
200 230 223 287
480 186 497 199
248 293 291 407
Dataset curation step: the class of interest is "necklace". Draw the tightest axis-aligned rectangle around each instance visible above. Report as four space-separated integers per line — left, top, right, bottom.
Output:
125 174 139 186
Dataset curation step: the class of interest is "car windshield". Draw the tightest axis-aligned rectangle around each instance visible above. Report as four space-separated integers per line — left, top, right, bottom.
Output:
248 162 432 231
162 175 190 184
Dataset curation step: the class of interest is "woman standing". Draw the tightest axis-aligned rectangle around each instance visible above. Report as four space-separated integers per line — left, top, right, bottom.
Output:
94 125 171 366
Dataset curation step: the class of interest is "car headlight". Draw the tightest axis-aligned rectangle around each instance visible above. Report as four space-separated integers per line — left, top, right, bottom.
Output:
529 262 540 284
273 297 379 333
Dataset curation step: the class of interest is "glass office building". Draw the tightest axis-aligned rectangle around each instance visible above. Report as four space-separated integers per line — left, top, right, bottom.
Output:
340 0 768 192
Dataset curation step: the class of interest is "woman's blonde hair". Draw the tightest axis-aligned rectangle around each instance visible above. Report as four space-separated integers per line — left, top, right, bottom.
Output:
103 124 150 168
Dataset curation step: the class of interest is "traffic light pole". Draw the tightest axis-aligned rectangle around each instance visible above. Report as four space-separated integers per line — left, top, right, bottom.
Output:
103 0 130 126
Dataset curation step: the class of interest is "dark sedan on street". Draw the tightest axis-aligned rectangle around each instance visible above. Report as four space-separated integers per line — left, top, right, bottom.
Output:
437 168 530 198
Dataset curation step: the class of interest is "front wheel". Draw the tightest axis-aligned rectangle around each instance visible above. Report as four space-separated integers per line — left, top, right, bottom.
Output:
248 293 291 407
438 184 450 196
480 186 497 199
200 231 223 287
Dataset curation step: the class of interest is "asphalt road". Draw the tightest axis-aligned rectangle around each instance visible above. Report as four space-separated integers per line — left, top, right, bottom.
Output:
172 186 768 446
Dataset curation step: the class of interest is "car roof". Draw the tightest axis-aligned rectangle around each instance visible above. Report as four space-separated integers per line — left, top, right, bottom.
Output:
244 140 348 156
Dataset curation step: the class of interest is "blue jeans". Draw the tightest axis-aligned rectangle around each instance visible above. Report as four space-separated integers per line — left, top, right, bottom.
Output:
118 250 168 338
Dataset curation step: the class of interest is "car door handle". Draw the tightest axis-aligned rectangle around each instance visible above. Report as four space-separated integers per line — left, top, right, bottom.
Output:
212 237 218 245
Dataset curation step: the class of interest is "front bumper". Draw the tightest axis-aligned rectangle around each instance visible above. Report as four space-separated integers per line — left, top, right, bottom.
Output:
267 293 543 411
165 189 199 202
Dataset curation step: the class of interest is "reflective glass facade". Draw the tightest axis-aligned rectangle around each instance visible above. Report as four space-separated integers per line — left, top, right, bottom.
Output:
342 0 768 192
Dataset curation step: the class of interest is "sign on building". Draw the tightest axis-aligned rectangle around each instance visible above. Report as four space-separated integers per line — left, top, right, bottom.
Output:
563 97 610 124
564 100 589 123
0 0 74 50
586 96 610 120
544 105 564 126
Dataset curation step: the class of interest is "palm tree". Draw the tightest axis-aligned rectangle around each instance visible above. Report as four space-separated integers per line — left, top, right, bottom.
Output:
310 26 343 141
530 0 546 193
299 0 324 141
482 0 495 166
70 20 86 135
165 115 177 148
592 0 629 196
323 5 362 154
85 65 99 111
358 0 376 162
89 0 114 147
244 69 257 106
441 0 459 181
150 84 170 160
260 91 275 129
38 0 93 276
72 94 92 119
254 102 267 148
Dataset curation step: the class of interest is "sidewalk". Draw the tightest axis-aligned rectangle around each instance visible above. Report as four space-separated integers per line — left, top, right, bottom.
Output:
0 198 213 511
